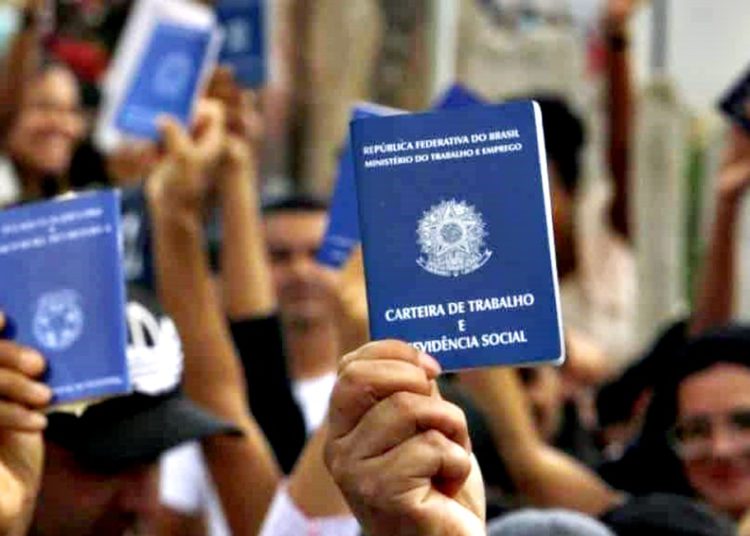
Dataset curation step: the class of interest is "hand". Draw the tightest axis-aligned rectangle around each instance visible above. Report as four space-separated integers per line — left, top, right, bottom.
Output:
206 67 264 169
604 0 644 33
0 313 50 535
146 99 226 213
717 125 750 203
325 341 485 536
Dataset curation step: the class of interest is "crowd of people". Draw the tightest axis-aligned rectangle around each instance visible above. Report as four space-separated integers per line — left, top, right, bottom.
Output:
1 0 750 535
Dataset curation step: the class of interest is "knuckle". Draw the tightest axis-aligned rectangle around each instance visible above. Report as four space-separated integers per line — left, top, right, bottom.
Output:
388 391 417 420
422 429 447 449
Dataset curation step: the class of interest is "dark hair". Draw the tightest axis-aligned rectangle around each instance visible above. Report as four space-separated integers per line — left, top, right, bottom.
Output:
524 96 585 194
262 194 329 215
597 319 689 427
600 325 750 497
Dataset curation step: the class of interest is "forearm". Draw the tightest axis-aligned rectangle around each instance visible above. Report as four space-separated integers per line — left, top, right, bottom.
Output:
287 425 352 517
220 157 276 319
0 24 42 138
690 194 741 335
459 368 620 515
605 28 633 240
150 200 281 535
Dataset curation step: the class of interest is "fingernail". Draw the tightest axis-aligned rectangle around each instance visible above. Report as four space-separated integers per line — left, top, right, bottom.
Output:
21 349 45 374
418 352 442 378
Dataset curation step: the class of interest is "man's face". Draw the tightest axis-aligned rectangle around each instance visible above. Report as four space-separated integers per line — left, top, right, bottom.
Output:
32 444 160 536
6 66 85 179
678 363 750 518
264 210 335 326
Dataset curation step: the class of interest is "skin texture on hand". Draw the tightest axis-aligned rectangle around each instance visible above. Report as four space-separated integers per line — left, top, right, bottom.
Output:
325 341 485 536
0 313 51 536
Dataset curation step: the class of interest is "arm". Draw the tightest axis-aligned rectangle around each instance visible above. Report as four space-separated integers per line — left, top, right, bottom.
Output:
690 127 750 335
604 0 638 240
0 313 51 536
458 368 623 516
0 1 46 140
147 104 281 536
208 68 276 319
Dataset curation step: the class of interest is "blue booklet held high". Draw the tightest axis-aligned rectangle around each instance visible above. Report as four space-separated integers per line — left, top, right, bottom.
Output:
351 101 564 370
432 84 485 110
217 0 267 87
95 0 222 149
0 191 130 403
317 102 402 269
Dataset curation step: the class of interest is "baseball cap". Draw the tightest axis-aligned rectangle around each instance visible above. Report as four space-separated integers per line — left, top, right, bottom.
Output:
488 509 615 536
44 284 239 472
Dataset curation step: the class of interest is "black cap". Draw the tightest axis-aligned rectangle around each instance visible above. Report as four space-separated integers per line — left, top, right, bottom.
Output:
45 389 239 472
44 284 240 472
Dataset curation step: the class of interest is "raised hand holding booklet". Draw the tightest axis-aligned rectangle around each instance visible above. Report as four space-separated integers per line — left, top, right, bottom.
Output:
352 101 564 370
0 191 130 403
95 0 223 150
216 0 268 87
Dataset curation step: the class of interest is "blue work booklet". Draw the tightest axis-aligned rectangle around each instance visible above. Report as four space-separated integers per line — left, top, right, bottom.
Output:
0 191 130 403
96 0 222 149
217 0 267 87
317 103 402 269
351 101 564 370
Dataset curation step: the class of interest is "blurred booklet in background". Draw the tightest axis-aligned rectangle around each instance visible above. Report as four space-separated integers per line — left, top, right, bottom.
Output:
95 0 223 150
351 101 564 370
216 0 268 87
0 191 130 404
432 84 485 110
317 102 402 269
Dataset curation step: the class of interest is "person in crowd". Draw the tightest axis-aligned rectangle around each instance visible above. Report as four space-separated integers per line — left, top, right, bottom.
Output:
0 289 238 536
261 194 342 433
148 97 363 536
0 0 87 207
325 339 739 535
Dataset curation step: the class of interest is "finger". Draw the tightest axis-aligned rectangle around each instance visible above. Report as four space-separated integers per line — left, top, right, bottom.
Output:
193 99 226 159
345 430 472 505
341 391 471 460
339 340 441 379
0 341 46 377
329 358 436 439
0 401 47 432
0 311 5 332
0 369 52 407
159 117 191 159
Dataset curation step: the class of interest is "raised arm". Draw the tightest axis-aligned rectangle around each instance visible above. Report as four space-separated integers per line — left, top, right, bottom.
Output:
458 367 623 516
207 68 276 319
604 0 638 241
0 0 46 139
690 127 750 335
147 102 281 536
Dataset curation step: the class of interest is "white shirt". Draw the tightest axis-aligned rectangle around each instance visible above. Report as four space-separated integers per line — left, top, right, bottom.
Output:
292 372 337 434
159 442 230 536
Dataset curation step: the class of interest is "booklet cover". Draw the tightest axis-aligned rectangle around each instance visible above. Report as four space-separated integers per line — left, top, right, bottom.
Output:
95 0 222 149
216 0 267 87
317 102 402 269
351 101 564 370
115 22 216 139
0 191 130 403
433 84 485 110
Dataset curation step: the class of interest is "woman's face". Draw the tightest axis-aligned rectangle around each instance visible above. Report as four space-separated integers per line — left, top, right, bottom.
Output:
677 363 750 517
6 66 85 179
